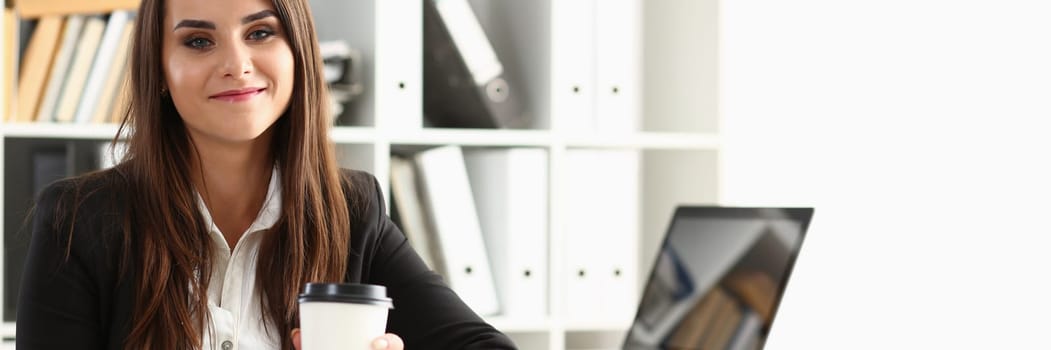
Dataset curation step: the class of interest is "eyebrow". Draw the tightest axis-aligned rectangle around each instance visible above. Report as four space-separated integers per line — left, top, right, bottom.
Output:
173 10 278 31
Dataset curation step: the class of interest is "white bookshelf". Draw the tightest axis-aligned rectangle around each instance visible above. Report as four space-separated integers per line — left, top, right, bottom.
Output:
0 124 718 147
1 123 122 140
0 0 719 348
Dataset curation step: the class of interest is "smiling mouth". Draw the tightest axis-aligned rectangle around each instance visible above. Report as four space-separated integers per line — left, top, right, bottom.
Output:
209 88 266 102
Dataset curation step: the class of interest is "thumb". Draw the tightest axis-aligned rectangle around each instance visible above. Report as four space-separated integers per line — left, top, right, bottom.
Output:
291 328 302 350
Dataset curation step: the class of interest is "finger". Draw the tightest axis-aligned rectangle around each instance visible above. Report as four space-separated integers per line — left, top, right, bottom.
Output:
372 333 404 350
291 328 301 350
385 333 405 350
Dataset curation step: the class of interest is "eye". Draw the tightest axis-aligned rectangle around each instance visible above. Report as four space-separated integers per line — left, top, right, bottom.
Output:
247 28 275 41
184 37 213 49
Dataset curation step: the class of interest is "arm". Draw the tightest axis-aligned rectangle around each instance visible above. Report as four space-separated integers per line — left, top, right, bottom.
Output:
355 174 517 349
17 181 106 349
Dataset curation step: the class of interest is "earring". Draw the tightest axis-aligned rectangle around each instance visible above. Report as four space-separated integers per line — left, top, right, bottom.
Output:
161 87 168 96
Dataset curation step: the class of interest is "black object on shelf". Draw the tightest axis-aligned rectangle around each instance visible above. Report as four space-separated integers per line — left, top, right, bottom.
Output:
3 139 105 322
422 0 528 129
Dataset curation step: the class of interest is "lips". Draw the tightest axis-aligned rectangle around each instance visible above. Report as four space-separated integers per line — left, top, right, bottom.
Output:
209 87 266 102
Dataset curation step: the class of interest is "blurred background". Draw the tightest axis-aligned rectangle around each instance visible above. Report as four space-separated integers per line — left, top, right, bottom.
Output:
2 0 1050 349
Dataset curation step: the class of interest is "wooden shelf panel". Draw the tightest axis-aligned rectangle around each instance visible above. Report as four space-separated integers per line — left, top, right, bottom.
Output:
13 0 139 19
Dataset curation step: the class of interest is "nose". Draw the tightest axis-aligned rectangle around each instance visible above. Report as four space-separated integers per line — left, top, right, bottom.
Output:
219 42 253 79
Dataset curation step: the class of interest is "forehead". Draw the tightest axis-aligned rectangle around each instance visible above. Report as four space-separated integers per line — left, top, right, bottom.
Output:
165 0 277 26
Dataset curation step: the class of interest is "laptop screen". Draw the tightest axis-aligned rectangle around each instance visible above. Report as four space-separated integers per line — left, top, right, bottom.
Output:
623 207 814 350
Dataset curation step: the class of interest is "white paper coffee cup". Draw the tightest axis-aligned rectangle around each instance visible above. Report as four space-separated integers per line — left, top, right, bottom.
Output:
299 283 394 350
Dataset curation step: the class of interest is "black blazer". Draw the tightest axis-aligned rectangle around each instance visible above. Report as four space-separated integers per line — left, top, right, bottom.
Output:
16 167 516 349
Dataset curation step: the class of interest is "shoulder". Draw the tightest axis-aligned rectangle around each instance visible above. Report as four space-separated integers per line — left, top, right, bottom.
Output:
37 166 129 214
34 166 130 247
337 168 387 224
339 168 379 190
338 168 381 203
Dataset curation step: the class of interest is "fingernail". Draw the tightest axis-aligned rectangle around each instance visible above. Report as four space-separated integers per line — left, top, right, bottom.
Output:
372 338 389 349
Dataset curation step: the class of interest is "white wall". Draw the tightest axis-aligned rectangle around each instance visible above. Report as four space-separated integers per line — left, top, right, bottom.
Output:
719 0 1051 348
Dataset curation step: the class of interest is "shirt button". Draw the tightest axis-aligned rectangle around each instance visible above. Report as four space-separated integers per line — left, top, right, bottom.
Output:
221 340 233 350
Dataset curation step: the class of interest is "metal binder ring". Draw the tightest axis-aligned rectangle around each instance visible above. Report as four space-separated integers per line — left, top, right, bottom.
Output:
485 78 510 103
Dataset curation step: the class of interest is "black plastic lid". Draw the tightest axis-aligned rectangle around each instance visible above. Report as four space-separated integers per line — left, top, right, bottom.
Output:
298 283 394 309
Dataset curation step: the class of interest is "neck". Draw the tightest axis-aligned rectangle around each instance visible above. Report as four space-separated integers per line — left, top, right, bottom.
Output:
191 132 275 248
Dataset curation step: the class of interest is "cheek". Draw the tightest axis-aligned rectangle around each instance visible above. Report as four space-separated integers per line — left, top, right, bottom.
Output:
274 49 295 98
256 45 295 114
165 54 209 96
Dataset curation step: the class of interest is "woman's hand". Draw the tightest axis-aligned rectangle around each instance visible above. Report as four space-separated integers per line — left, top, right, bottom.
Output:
291 328 404 350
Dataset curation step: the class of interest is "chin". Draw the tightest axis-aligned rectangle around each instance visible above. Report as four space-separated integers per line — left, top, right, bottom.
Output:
223 127 273 143
189 124 274 145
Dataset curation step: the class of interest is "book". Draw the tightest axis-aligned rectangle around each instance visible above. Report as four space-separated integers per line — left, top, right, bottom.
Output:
723 269 780 326
726 309 763 350
413 145 500 316
107 75 129 124
3 9 17 120
663 288 727 349
75 10 132 124
15 0 139 19
35 14 86 123
701 297 744 350
53 15 105 123
422 0 528 129
14 15 64 122
90 20 133 124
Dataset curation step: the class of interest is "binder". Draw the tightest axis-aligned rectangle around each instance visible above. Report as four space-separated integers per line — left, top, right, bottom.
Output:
594 0 641 133
388 156 441 271
36 15 87 123
32 148 69 196
463 148 548 320
75 10 132 124
422 0 527 129
2 144 69 319
562 149 639 324
375 0 422 129
413 145 500 316
549 0 596 132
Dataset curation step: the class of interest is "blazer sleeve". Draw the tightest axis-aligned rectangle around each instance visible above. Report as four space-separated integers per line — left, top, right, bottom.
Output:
354 174 517 349
17 181 107 349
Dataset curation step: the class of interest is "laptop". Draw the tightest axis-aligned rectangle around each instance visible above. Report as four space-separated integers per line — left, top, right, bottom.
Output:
622 207 814 350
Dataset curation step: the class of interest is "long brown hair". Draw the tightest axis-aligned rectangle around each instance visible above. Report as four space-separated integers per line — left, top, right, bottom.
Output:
116 0 350 348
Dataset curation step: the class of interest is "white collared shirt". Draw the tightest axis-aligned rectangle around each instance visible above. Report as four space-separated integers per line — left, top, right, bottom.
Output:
197 168 282 350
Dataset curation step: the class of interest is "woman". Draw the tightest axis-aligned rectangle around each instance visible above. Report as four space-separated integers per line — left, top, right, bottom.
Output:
16 0 517 349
